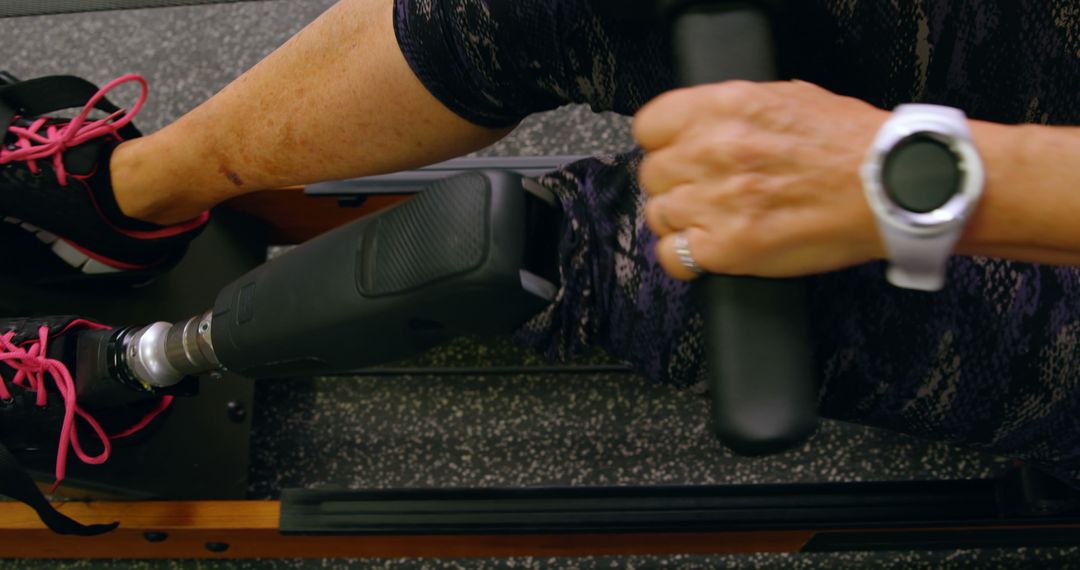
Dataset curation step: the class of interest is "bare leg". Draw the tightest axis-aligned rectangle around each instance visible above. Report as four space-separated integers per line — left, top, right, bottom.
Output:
111 0 512 225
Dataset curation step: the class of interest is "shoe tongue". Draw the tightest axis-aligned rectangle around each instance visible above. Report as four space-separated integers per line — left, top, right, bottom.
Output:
3 116 28 147
62 140 104 176
2 317 78 347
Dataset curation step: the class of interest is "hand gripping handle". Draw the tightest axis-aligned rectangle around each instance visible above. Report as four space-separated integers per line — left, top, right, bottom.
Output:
667 1 818 455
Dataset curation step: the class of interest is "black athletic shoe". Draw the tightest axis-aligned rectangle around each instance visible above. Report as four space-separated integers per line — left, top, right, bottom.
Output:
0 73 207 283
0 315 173 535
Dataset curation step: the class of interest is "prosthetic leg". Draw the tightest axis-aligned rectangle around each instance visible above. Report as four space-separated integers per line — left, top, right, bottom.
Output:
76 169 562 390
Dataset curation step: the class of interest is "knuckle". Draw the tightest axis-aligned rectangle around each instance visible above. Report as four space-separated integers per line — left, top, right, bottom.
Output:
728 172 777 210
694 129 749 170
710 80 760 112
717 130 779 171
729 139 768 167
715 80 755 101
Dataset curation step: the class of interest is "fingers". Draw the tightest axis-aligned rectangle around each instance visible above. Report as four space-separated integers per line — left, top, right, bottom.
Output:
633 80 769 151
637 116 783 198
638 146 696 197
643 185 702 237
643 194 672 235
633 87 700 151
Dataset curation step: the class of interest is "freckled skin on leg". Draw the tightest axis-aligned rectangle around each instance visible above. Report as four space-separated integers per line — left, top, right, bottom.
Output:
111 0 512 225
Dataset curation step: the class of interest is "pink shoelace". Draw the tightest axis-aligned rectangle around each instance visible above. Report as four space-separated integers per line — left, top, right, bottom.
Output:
0 321 172 491
0 74 148 186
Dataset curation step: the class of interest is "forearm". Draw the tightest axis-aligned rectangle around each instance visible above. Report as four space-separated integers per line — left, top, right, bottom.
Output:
113 0 511 224
959 122 1080 265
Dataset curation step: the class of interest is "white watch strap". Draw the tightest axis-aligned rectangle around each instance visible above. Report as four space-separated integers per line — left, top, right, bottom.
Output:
895 104 971 136
880 224 959 291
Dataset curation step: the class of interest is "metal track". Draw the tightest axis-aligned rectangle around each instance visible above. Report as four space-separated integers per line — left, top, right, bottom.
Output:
279 478 1080 552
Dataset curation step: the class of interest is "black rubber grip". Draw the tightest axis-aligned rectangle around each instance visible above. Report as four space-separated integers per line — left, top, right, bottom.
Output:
358 173 490 296
670 2 818 455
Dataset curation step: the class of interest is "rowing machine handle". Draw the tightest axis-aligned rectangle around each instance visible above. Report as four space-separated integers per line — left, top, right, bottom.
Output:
666 0 818 455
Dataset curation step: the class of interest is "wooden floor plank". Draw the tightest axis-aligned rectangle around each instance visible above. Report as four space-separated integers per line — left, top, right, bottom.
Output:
0 500 816 558
5 501 1080 559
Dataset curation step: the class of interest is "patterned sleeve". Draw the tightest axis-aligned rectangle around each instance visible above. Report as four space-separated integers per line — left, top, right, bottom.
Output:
392 0 675 128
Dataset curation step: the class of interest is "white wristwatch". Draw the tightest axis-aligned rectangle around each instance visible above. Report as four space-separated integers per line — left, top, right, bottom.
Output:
860 104 985 291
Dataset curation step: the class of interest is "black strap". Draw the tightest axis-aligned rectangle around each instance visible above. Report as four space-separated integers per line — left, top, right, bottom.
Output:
0 71 21 131
0 75 121 118
0 75 141 141
0 442 118 536
0 99 14 138
0 71 18 88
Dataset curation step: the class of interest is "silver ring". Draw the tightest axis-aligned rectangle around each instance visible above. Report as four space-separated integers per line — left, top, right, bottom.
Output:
673 232 704 275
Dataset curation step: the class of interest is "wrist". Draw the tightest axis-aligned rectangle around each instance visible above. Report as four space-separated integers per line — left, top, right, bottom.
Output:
955 121 1027 257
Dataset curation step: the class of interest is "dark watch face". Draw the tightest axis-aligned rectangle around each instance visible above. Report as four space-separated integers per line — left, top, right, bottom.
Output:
882 134 963 214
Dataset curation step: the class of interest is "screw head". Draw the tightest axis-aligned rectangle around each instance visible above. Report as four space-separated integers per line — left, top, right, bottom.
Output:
143 531 168 543
226 400 247 423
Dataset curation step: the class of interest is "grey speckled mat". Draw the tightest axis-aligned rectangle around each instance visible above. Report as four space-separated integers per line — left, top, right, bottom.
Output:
0 0 261 18
1 1 1078 567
